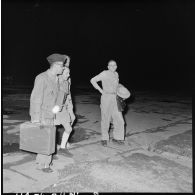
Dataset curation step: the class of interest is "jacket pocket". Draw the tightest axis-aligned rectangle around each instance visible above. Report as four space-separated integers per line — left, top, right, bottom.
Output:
41 108 54 119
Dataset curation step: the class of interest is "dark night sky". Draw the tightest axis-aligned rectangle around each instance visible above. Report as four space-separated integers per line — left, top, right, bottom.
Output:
2 0 194 90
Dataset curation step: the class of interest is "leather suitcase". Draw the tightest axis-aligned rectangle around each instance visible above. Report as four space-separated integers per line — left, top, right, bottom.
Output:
19 121 56 155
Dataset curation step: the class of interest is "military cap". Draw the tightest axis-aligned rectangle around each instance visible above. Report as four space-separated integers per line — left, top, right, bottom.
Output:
47 53 68 65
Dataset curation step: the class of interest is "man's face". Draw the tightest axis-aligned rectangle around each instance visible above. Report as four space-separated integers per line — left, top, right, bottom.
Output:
108 63 117 72
53 61 65 74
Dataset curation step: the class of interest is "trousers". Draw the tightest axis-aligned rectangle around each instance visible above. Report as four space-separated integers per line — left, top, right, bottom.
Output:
100 94 125 140
36 118 54 169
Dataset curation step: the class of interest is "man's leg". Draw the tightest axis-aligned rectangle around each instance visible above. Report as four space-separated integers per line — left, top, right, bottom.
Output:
60 122 72 149
101 99 112 141
58 122 74 157
36 154 52 171
56 125 65 148
112 100 125 142
100 95 114 146
43 154 52 168
39 154 53 173
101 111 111 141
36 154 45 169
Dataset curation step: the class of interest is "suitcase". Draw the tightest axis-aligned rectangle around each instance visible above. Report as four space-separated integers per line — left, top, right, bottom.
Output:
19 121 56 155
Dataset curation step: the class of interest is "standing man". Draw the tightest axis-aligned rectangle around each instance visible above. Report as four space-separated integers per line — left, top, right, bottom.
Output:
30 53 67 172
90 60 125 146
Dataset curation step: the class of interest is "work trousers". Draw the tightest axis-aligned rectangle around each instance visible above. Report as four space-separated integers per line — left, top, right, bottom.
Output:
100 93 125 141
36 118 54 169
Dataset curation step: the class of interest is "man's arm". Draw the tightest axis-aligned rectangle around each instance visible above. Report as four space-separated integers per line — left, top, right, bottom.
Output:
29 75 44 122
90 72 105 94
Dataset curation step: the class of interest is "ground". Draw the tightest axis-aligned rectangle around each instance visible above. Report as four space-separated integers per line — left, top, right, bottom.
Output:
2 84 192 192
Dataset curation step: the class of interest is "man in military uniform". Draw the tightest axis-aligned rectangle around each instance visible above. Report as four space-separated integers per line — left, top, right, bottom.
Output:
30 53 68 172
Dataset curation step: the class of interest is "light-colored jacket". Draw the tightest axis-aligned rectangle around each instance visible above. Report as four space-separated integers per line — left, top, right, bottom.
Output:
30 69 59 123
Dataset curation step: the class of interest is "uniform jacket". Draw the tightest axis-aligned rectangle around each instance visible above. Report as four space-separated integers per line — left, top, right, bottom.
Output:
30 69 59 122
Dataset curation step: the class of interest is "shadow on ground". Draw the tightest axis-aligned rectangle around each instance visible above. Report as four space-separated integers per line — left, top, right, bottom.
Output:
154 130 192 158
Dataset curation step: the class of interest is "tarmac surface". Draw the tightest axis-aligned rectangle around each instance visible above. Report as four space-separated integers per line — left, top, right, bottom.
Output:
2 85 192 192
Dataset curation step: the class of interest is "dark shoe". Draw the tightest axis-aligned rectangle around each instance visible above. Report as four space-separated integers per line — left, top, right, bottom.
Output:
42 167 53 173
59 148 73 157
101 140 107 146
112 139 125 145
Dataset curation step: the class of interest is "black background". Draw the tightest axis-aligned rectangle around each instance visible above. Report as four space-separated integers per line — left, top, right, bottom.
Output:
2 0 194 90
